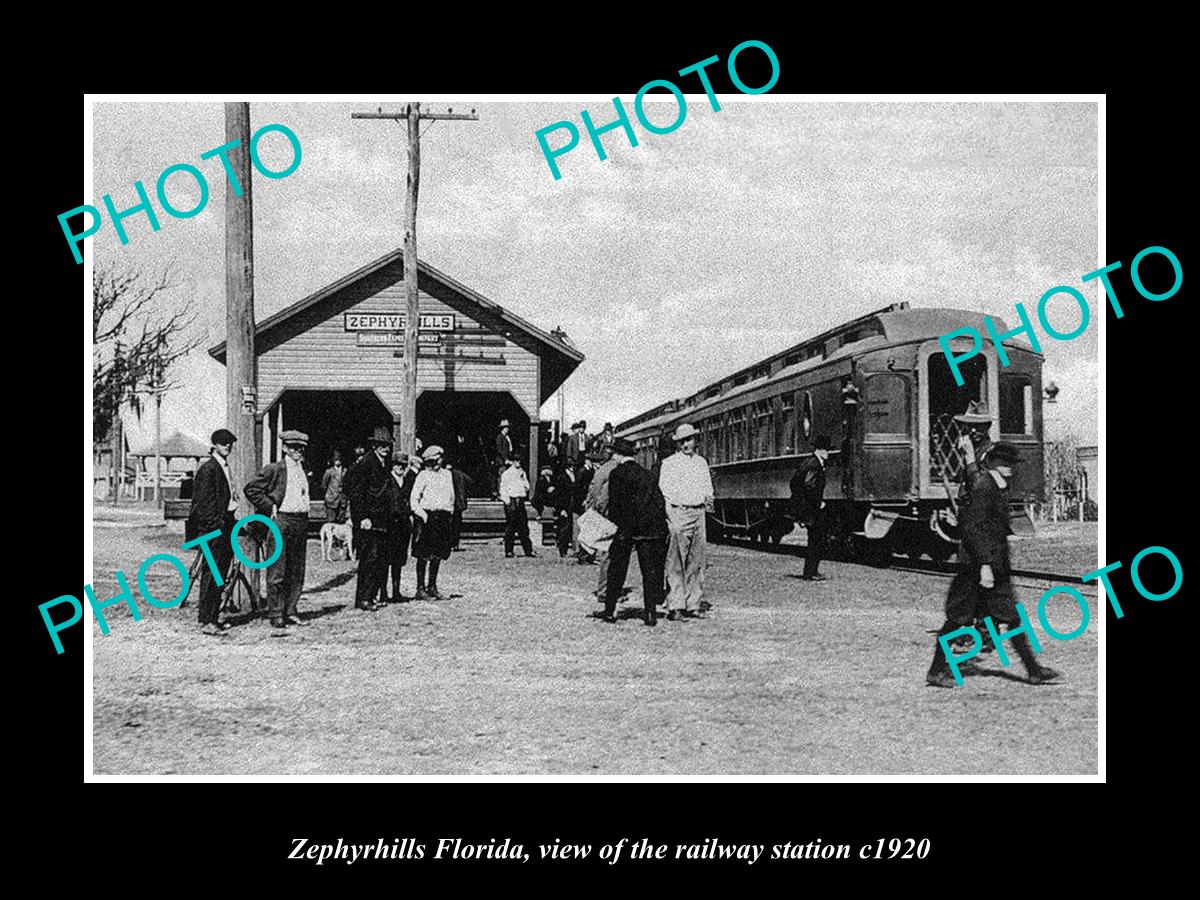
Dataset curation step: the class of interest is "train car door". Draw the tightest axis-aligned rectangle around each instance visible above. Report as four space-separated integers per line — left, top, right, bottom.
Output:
916 338 999 501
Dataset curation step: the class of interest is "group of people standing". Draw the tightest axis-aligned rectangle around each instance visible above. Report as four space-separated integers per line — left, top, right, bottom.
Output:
183 415 835 636
186 425 468 636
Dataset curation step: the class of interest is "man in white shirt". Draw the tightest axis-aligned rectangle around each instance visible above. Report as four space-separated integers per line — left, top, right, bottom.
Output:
244 430 312 630
499 453 536 558
658 423 714 617
410 445 457 599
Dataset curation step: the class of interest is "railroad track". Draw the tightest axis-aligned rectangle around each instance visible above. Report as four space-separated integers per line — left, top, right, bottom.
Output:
712 534 1086 585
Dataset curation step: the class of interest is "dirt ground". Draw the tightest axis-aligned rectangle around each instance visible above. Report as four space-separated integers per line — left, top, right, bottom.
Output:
90 513 1098 775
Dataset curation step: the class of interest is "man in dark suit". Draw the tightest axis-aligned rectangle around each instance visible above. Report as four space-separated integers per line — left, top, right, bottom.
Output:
493 419 514 499
185 428 239 636
927 442 1061 688
350 426 394 611
790 433 831 581
601 438 668 627
565 420 588 470
244 430 312 629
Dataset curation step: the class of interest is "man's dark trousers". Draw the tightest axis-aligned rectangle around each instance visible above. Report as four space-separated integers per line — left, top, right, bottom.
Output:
268 512 309 620
504 500 533 555
355 526 389 607
803 509 827 577
197 511 235 625
605 533 666 619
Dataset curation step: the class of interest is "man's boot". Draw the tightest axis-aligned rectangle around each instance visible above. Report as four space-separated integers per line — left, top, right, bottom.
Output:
926 642 958 688
1009 631 1061 685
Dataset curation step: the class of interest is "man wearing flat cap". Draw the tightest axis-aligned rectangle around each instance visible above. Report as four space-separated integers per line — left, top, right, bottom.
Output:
349 426 395 612
244 430 313 629
927 441 1061 688
790 433 832 581
411 445 457 599
186 428 240 636
658 422 714 619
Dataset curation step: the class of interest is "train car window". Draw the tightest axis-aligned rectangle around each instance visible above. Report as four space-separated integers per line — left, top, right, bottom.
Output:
864 374 911 434
1000 375 1034 435
801 391 814 441
729 408 748 461
704 417 722 464
752 400 774 458
779 394 796 455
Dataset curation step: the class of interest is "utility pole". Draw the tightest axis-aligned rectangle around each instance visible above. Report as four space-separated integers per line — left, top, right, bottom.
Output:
225 102 258 516
351 104 479 455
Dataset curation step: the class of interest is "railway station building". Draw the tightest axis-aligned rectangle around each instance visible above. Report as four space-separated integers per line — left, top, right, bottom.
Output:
209 249 583 500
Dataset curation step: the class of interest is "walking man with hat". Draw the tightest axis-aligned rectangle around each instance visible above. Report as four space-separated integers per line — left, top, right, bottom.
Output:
244 430 312 630
350 426 395 612
790 433 832 581
411 445 456 599
927 441 1061 687
658 423 714 619
186 428 240 636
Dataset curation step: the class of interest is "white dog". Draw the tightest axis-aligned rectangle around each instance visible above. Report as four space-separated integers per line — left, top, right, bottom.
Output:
320 521 355 561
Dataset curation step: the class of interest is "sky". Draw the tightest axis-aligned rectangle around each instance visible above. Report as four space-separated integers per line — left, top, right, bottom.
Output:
89 99 1098 451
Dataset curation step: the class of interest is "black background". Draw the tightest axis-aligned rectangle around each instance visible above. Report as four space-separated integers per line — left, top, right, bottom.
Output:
17 23 1187 886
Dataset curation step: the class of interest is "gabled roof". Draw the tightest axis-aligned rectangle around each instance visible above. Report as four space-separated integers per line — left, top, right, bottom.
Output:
208 249 584 378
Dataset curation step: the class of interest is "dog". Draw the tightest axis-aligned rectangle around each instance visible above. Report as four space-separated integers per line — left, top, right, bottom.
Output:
320 521 355 561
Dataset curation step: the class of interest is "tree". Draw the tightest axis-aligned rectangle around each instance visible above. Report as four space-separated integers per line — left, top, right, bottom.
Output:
1044 433 1082 521
92 262 201 457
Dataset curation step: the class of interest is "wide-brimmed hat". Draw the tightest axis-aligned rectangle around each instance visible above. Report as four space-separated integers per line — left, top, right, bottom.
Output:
611 437 637 457
954 400 993 425
211 428 237 446
368 425 393 445
422 445 444 460
392 450 409 465
499 419 510 428
672 423 699 442
280 429 309 447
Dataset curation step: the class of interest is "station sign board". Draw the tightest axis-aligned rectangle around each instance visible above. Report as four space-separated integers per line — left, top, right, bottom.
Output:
344 313 455 332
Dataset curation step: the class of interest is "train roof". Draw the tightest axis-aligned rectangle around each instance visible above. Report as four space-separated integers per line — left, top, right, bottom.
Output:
617 304 1037 435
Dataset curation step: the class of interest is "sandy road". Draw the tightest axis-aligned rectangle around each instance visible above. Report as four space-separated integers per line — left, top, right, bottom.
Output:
89 520 1098 775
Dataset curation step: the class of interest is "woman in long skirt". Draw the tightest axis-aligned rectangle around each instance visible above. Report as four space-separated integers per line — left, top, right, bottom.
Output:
410 445 456 599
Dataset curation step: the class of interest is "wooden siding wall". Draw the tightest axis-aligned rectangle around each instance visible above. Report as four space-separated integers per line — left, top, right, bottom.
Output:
257 284 541 419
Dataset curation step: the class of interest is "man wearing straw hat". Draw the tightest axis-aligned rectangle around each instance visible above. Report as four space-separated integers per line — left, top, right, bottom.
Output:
657 422 714 619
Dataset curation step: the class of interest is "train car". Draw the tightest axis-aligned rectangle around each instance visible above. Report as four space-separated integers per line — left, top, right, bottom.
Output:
615 303 1044 561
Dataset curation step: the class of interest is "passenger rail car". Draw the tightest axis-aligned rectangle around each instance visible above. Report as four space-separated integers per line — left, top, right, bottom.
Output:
615 303 1044 561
